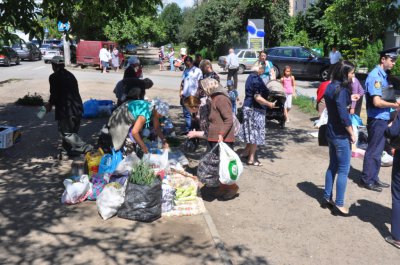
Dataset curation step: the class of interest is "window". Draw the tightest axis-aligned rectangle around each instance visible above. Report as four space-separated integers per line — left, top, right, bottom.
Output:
297 48 311 58
237 51 244 58
267 49 279 56
244 51 256 58
277 49 294 57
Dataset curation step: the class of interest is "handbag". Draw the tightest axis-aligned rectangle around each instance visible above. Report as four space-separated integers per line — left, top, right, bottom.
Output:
318 124 328 146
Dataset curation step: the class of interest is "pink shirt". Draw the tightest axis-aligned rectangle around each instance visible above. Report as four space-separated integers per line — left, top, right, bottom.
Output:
282 76 294 94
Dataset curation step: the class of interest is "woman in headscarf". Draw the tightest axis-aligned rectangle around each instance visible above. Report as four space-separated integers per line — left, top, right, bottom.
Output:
107 88 168 157
239 64 276 166
199 78 238 199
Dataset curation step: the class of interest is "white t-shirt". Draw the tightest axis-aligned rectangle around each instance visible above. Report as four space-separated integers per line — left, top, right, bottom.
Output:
329 50 341 64
99 48 111 62
182 66 203 97
226 53 239 69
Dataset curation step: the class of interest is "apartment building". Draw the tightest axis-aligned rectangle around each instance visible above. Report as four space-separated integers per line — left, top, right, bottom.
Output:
289 0 317 16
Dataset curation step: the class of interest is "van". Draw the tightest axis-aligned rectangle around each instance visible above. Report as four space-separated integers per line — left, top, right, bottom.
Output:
76 40 124 68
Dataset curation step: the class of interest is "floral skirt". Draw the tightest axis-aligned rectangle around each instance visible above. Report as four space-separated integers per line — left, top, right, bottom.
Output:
238 107 266 145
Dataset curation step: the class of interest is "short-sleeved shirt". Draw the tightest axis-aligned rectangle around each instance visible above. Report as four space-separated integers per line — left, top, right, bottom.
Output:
365 65 390 120
243 73 270 110
127 100 151 125
182 66 203 97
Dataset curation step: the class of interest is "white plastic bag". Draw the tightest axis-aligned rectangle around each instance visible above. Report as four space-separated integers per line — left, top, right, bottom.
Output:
143 150 169 170
61 175 91 204
218 142 243 185
115 152 140 173
381 151 393 167
314 108 328 128
97 183 126 220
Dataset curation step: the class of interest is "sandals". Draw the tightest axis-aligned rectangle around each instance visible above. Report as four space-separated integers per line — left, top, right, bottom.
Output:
247 161 262 166
385 236 400 249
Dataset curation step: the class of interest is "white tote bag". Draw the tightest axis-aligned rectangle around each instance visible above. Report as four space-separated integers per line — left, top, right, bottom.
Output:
218 142 243 185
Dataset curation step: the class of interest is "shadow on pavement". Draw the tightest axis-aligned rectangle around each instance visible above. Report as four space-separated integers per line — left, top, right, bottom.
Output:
349 200 391 238
0 103 269 264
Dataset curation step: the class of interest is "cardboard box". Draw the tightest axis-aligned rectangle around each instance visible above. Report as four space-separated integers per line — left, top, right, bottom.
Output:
0 126 22 149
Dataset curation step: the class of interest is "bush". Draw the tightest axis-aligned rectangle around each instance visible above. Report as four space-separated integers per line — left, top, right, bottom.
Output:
197 48 216 61
15 93 44 106
391 59 400 76
363 40 383 71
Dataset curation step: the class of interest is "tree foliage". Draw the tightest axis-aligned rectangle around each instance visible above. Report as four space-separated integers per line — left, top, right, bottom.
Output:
159 3 182 44
0 0 162 44
104 13 166 45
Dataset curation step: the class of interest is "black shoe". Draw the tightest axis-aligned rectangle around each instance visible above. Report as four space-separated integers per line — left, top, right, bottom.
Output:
361 182 382 192
375 180 390 188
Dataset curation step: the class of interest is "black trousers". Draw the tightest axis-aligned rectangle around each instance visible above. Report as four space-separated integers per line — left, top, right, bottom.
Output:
227 68 239 89
58 116 92 155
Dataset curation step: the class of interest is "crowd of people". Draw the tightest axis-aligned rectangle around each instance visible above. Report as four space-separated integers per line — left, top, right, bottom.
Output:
321 50 400 249
44 45 400 249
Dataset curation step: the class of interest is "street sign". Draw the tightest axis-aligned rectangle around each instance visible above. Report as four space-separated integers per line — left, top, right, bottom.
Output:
57 21 70 32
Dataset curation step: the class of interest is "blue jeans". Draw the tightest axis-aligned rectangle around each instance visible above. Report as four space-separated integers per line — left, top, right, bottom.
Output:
169 57 175 71
324 137 351 207
182 101 191 133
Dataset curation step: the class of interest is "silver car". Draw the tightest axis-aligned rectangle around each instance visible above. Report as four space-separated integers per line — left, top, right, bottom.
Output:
218 49 259 74
43 49 62 63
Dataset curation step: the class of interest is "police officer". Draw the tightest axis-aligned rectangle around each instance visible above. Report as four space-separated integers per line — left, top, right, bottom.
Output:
45 56 93 158
360 51 398 192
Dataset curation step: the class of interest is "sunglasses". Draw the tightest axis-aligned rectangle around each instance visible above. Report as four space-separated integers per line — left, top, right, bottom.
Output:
247 24 265 38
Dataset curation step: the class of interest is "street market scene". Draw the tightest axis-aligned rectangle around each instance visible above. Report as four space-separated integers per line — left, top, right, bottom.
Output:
1 0 400 264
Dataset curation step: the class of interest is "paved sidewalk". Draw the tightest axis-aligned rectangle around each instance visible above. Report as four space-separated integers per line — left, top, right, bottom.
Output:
0 103 223 265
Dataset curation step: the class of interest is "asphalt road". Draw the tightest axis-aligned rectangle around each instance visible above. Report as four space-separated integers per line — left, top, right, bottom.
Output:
0 60 320 100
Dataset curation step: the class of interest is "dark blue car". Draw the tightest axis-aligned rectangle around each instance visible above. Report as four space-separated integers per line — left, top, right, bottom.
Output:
266 46 330 80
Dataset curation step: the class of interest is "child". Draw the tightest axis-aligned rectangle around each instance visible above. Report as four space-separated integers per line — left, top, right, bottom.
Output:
226 80 240 114
281 65 296 122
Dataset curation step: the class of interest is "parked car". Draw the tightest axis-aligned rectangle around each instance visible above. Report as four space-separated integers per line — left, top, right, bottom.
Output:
76 40 124 68
43 49 62 63
265 46 330 80
39 44 51 55
0 46 20 66
218 49 258 74
124 44 138 55
12 43 41 61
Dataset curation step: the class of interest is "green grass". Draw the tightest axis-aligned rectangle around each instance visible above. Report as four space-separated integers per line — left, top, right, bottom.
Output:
292 95 318 116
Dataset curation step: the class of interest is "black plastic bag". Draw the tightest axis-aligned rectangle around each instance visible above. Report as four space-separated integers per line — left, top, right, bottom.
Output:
182 138 199 153
357 126 368 150
118 178 162 222
197 145 220 187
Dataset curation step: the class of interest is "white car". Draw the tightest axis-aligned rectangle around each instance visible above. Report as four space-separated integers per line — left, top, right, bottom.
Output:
43 49 62 63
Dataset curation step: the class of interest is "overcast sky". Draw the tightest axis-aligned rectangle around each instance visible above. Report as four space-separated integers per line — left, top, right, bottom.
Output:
163 0 194 9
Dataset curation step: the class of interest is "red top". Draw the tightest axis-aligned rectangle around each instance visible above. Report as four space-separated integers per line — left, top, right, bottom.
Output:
317 81 330 103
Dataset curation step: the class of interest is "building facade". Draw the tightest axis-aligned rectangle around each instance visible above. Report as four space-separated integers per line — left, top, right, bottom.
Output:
289 0 317 16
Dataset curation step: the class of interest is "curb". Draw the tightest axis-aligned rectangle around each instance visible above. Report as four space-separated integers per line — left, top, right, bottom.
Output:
202 209 233 265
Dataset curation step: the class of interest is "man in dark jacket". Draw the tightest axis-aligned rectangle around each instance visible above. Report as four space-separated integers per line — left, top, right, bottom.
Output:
45 56 92 157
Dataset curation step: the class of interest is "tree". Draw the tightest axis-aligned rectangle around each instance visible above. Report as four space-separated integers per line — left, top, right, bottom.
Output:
0 0 43 43
104 13 166 45
185 0 243 54
159 3 182 44
0 0 162 43
322 0 400 45
240 0 290 47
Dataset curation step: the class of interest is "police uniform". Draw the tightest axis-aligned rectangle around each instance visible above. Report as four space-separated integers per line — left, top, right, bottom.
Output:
384 113 400 242
361 65 391 187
